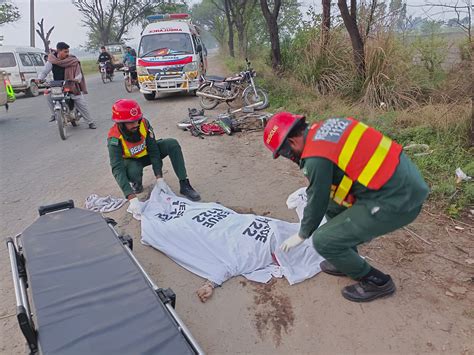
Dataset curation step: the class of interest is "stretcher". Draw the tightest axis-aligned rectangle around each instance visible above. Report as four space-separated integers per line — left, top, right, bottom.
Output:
6 201 204 355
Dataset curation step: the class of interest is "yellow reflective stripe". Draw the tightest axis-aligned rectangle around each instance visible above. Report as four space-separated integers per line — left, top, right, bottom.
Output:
119 133 131 158
139 121 147 137
333 175 353 204
338 122 368 170
358 136 392 186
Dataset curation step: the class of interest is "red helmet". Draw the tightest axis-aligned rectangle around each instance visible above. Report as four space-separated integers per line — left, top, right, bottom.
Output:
111 99 143 123
263 112 305 158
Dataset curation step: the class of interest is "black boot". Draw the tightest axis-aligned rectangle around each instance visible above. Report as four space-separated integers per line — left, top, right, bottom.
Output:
320 260 346 277
179 179 201 201
130 182 143 194
342 272 396 303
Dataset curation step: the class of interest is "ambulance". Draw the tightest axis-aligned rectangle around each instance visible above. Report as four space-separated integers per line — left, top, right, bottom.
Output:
137 14 207 100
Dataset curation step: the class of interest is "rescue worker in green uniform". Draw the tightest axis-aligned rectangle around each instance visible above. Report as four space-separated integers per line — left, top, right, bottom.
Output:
263 112 429 302
107 99 200 216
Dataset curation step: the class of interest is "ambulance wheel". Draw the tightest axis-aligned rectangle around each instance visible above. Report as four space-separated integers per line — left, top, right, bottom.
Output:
26 82 39 97
143 93 155 101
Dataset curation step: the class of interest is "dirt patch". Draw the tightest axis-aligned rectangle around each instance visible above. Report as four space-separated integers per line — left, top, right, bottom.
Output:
251 280 295 347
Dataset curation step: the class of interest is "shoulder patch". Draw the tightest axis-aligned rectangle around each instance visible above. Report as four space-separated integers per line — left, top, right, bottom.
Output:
313 118 351 143
109 137 119 146
148 126 155 139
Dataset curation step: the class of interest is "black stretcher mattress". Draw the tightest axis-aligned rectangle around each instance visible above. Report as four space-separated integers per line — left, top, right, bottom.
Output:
21 207 195 355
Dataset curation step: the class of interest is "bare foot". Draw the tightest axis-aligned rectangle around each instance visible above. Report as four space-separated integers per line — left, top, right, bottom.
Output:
197 281 214 303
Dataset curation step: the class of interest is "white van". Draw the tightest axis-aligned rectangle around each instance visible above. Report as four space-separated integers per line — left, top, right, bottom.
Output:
0 46 50 97
137 14 207 100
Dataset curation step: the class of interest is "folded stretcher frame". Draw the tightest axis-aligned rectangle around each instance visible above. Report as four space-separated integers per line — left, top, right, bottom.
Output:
7 200 204 355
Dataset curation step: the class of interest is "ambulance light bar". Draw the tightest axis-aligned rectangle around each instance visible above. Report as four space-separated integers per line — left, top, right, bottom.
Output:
146 13 190 22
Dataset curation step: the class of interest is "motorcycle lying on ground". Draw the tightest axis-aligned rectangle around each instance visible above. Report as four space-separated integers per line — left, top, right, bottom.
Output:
197 58 269 110
46 80 82 140
120 66 139 93
99 61 114 83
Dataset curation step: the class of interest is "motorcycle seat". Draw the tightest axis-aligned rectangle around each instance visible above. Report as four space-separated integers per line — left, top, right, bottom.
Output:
224 76 242 82
205 75 226 82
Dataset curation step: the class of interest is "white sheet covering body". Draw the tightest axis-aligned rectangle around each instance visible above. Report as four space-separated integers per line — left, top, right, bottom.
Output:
140 185 325 285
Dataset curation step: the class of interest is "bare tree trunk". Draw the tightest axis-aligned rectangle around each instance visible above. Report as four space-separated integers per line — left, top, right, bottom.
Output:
260 0 282 70
223 0 235 57
229 0 256 58
321 0 331 49
338 0 365 78
36 18 54 53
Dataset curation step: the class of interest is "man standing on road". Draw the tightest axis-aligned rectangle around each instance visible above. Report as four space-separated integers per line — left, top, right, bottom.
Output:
38 42 96 129
107 99 201 216
263 112 429 302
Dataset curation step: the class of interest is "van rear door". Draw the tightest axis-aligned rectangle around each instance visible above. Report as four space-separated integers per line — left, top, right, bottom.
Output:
0 52 21 86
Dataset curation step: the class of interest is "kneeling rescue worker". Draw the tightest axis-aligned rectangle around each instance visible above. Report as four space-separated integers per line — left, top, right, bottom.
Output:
264 113 429 302
108 99 200 215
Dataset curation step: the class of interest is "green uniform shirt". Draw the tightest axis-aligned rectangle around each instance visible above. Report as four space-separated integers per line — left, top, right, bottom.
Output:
107 119 163 197
299 152 429 239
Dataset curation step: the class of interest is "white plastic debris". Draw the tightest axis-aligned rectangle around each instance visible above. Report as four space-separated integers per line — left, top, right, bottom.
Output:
455 168 472 183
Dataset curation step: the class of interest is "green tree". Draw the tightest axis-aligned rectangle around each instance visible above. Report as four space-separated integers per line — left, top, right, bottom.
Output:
0 3 20 26
72 0 162 50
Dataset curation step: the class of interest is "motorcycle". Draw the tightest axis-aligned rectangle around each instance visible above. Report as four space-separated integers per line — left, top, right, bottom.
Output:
46 80 81 140
196 58 269 110
99 61 114 83
120 66 139 93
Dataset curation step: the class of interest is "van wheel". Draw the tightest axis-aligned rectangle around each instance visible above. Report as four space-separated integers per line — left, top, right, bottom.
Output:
143 93 155 101
26 82 40 97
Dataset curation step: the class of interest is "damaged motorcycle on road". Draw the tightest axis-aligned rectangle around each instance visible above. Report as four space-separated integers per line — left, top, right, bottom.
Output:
196 58 269 110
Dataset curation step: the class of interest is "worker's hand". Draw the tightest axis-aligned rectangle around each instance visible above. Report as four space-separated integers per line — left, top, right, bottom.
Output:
156 177 170 193
279 233 304 252
127 197 142 217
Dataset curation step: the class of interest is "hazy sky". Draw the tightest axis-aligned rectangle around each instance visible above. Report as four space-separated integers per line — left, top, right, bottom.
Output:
0 0 435 51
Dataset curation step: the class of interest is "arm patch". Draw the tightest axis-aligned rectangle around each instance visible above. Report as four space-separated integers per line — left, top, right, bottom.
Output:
109 137 120 146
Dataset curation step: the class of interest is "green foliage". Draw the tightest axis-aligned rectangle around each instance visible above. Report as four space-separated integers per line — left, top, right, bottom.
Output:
80 59 98 76
412 22 448 88
0 3 20 26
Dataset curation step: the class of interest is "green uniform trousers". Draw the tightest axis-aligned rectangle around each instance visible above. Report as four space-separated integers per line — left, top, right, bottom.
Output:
313 203 422 279
124 138 187 185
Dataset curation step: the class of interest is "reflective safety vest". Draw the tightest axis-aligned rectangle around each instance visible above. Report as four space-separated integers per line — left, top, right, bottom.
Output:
108 120 149 158
302 117 402 207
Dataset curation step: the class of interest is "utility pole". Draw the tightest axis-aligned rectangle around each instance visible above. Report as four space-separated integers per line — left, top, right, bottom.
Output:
30 0 35 47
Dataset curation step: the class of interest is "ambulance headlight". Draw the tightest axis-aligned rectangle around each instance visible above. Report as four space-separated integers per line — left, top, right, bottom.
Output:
183 61 198 72
137 66 148 75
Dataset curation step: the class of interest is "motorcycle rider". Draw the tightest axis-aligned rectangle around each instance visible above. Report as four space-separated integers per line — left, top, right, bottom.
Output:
123 46 138 84
97 46 114 75
107 99 201 217
38 42 96 129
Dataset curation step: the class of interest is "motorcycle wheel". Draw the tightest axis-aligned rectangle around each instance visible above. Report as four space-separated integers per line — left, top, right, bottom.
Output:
243 86 269 110
101 72 106 84
109 73 114 82
55 110 67 140
198 84 220 110
124 75 133 93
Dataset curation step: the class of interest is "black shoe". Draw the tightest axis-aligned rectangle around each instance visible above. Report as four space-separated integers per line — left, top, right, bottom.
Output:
49 115 55 122
179 179 201 201
320 260 346 277
341 276 396 302
89 123 97 129
130 182 143 194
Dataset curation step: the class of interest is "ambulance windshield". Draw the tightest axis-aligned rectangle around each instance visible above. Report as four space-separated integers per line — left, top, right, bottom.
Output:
139 33 194 57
